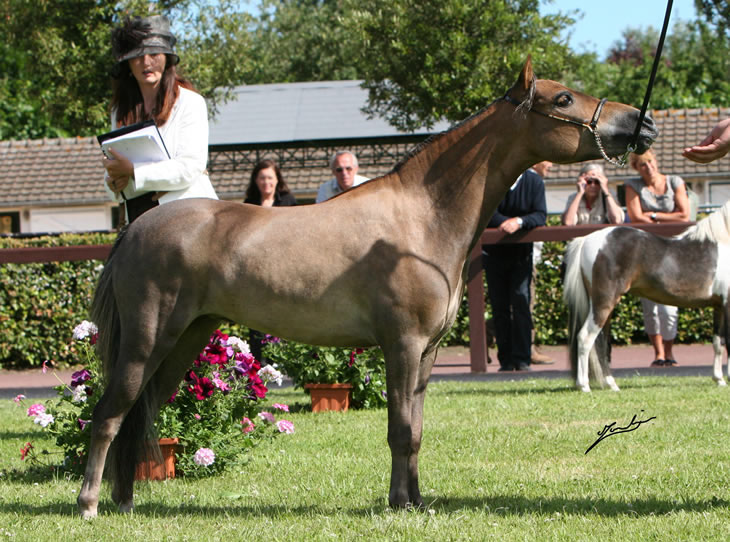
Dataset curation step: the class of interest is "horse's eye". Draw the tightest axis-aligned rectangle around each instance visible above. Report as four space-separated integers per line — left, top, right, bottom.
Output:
556 93 573 108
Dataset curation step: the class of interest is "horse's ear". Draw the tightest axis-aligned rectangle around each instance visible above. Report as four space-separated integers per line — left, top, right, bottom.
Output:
506 55 536 105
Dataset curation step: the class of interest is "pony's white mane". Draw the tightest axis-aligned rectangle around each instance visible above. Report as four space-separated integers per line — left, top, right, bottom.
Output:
685 200 730 244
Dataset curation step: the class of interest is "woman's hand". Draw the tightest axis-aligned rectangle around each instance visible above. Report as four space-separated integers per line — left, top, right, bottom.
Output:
106 175 130 195
102 149 134 183
683 118 730 163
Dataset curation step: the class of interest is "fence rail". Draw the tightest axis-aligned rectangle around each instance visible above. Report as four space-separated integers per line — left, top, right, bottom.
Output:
0 222 694 373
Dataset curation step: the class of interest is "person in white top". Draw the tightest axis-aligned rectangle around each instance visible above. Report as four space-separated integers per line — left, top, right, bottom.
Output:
102 15 217 224
315 151 369 203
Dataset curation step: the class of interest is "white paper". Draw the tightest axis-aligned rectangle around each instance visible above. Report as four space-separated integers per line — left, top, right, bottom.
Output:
101 124 169 164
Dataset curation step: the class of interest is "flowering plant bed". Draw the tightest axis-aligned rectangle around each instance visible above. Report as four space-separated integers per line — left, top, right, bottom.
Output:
16 323 294 477
262 337 387 410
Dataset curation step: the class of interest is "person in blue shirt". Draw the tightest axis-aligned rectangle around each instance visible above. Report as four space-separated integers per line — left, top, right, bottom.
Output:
482 167 547 371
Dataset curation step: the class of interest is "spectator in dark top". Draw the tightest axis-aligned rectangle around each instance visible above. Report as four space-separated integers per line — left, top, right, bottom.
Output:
243 159 296 363
482 168 547 372
244 159 297 207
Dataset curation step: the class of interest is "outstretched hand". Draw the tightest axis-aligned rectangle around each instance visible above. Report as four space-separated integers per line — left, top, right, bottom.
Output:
683 118 730 163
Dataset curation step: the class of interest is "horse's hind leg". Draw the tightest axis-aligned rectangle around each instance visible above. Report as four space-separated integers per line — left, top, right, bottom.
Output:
78 352 151 519
383 338 429 508
594 322 619 392
109 317 220 512
715 307 728 386
576 317 602 393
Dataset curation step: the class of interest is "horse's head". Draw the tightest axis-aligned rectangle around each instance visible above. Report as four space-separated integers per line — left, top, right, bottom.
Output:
504 56 658 164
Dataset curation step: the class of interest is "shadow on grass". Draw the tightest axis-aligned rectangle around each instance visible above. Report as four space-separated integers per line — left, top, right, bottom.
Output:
2 493 727 519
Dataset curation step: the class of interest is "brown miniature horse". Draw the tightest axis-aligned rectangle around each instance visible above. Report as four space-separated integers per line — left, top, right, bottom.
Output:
77 57 657 518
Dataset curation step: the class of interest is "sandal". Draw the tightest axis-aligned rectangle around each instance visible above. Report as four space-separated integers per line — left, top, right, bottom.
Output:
663 358 678 366
650 359 666 367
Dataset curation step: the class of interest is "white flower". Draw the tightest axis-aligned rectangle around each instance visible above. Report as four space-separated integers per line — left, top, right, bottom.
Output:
225 336 250 354
72 320 98 341
193 448 215 466
258 365 283 386
71 385 88 403
34 413 55 428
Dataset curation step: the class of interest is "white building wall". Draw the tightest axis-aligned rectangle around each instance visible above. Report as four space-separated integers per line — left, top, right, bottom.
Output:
28 206 111 233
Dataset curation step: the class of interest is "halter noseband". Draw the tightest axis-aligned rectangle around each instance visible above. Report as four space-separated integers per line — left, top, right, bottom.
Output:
502 95 629 167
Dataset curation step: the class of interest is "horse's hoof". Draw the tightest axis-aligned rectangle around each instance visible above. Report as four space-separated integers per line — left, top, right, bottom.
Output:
715 378 727 387
576 384 591 393
119 500 134 514
78 495 98 520
79 507 97 520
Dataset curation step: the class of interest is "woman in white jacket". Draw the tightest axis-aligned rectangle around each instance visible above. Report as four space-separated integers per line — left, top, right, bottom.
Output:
103 15 217 224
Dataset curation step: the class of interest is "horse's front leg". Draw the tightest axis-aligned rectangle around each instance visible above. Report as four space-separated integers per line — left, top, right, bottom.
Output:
383 339 426 508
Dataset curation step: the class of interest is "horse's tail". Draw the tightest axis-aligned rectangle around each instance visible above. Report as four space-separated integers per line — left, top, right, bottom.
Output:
90 227 161 489
562 236 607 388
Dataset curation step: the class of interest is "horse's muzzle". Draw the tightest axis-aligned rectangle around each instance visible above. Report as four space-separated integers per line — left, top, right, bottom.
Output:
635 113 659 154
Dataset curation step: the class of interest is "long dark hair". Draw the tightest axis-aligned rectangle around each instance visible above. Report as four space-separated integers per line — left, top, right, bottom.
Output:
111 57 195 127
244 159 291 204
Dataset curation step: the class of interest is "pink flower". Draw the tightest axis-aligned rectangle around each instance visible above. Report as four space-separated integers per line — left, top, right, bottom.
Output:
276 420 295 434
42 360 49 374
26 403 45 417
272 403 289 412
13 394 25 404
240 417 255 434
258 411 275 423
193 447 215 466
77 419 90 431
194 414 202 420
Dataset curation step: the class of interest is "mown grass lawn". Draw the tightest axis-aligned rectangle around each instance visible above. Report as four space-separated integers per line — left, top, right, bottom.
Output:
2 375 730 540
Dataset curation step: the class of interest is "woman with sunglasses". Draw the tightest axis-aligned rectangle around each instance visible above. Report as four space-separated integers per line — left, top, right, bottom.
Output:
561 163 624 225
626 149 690 368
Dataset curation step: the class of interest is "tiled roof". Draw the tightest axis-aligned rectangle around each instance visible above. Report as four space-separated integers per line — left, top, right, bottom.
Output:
2 106 730 208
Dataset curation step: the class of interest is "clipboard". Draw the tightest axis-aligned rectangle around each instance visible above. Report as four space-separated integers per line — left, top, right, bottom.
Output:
97 120 170 163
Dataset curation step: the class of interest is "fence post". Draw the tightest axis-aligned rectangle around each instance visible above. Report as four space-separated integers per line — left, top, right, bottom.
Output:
466 243 488 372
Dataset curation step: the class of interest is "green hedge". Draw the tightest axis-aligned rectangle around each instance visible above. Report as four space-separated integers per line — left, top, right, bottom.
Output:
0 224 714 370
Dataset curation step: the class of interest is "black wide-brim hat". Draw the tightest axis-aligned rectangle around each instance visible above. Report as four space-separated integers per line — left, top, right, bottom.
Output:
111 15 179 74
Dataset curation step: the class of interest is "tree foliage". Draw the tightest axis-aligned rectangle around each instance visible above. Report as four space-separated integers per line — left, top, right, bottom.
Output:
344 0 578 131
571 14 730 110
245 0 361 84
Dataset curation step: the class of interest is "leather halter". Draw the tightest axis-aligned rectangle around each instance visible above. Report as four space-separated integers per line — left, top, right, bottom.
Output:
502 94 627 167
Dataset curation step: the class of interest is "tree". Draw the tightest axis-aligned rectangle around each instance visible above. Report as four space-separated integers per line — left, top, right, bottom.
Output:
574 18 730 110
0 0 255 139
343 0 579 131
245 0 361 84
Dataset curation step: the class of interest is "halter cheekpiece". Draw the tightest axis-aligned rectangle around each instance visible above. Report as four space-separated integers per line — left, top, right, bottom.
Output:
502 95 629 167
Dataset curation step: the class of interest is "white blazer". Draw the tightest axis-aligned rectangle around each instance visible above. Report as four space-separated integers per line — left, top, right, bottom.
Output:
105 87 218 205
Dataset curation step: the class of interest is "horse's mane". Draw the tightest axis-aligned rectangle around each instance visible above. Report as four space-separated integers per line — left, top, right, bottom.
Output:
391 75 536 174
684 200 730 244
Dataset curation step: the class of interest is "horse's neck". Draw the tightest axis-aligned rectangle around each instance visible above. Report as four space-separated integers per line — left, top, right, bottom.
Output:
397 103 532 248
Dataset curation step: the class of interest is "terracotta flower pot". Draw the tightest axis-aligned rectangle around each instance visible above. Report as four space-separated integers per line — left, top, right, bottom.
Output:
134 437 180 481
304 383 353 412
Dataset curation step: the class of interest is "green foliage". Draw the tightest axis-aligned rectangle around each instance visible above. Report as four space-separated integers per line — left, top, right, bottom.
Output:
0 233 116 369
571 19 730 109
263 340 387 409
346 0 578 130
245 0 361 84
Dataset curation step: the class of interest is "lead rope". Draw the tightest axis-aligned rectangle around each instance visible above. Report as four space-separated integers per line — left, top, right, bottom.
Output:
617 0 674 166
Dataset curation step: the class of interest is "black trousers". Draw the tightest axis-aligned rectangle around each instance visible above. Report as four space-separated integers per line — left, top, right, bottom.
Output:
484 250 533 369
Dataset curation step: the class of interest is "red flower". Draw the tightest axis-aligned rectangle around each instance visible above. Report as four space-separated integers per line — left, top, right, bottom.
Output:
187 372 215 401
20 442 33 460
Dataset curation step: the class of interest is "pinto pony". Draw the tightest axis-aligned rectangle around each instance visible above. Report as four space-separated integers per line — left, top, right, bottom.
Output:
564 201 730 393
77 57 657 518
